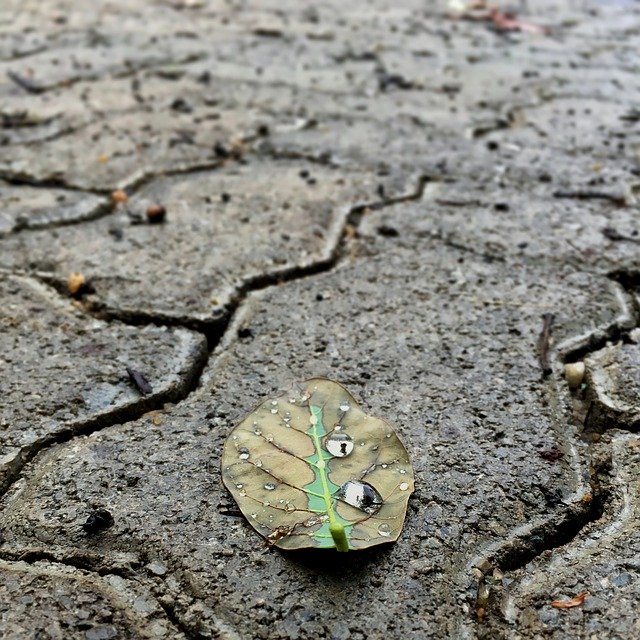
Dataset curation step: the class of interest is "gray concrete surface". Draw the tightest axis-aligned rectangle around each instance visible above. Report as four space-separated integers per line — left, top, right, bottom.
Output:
1 0 640 638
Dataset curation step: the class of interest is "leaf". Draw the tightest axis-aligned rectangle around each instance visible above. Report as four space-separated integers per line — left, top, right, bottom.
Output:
221 378 415 551
550 591 589 609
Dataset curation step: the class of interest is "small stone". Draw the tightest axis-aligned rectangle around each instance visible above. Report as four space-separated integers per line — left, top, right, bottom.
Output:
146 204 167 224
564 361 585 389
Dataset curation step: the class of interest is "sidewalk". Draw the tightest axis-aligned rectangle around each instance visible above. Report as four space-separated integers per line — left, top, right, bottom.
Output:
1 1 640 638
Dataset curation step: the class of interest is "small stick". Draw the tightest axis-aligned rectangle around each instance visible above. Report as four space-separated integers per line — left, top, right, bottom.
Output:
537 313 555 376
126 367 153 395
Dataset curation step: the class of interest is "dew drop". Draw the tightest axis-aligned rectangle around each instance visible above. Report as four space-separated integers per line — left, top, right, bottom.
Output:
285 503 296 512
235 483 243 489
339 402 350 412
309 414 318 426
232 435 238 440
399 482 409 491
254 427 262 436
271 400 278 406
377 523 391 537
266 433 274 442
270 408 278 414
289 398 296 404
325 432 354 457
264 483 276 491
338 480 383 515
263 501 270 507
251 513 257 519
399 469 406 474
385 433 392 438
238 448 250 460
382 464 388 469
239 490 247 497
255 459 263 468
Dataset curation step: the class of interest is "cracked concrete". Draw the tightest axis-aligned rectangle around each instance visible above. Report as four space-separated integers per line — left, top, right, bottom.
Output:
1 0 640 638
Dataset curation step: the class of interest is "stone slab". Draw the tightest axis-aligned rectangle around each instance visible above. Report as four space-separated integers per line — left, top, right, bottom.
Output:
0 182 106 236
0 159 412 325
0 212 628 638
0 559 185 639
0 274 207 491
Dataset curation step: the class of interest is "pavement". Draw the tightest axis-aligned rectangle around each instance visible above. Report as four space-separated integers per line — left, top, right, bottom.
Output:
1 0 640 638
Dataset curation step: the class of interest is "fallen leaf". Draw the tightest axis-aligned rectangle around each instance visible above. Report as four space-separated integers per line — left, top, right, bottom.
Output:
221 378 415 551
550 591 589 609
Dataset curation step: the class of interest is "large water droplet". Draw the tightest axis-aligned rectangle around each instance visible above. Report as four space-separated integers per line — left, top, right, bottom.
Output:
399 482 409 491
377 523 391 537
264 483 276 491
325 432 354 457
238 447 250 460
338 480 383 515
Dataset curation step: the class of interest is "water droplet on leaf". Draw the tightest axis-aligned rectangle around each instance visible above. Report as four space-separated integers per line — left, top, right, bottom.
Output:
399 482 409 491
340 403 350 412
264 483 276 491
338 480 383 515
378 523 391 537
325 432 354 457
238 448 250 460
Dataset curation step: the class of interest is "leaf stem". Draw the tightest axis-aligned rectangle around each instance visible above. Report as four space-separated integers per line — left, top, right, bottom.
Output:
309 405 349 552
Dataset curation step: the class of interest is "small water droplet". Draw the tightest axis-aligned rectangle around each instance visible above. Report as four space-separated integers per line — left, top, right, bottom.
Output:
309 414 318 426
238 447 250 460
236 483 243 489
266 433 274 442
385 433 392 438
263 501 270 506
378 523 391 537
251 513 257 519
399 482 409 491
239 490 247 497
382 464 388 469
371 445 379 451
399 469 406 474
285 503 296 512
359 441 366 447
264 483 276 491
325 432 354 457
254 427 262 436
338 480 383 515
334 425 342 431
271 400 278 406
255 459 263 468
339 403 350 412
232 435 238 440
289 398 296 404
270 408 278 414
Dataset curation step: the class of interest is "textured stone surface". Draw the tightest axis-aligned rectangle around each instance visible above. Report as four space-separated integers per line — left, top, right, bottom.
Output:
585 341 640 431
0 159 411 324
481 432 640 639
1 0 640 638
0 182 106 236
0 218 628 638
0 274 207 491
0 559 185 639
